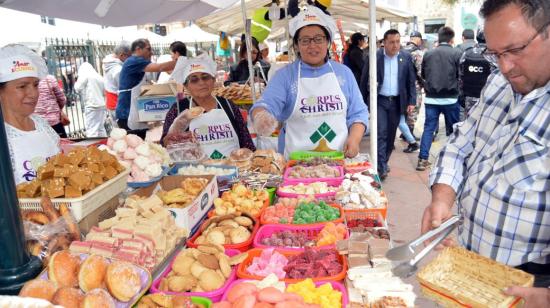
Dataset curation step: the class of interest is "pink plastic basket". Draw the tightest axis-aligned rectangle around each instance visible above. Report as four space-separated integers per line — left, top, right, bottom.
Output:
283 166 344 185
253 224 349 251
276 182 339 199
150 248 240 302
219 279 349 307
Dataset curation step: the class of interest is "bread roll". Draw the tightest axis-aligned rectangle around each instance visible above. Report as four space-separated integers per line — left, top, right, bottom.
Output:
48 250 80 288
22 210 50 225
78 255 108 292
105 261 141 302
51 287 83 308
19 279 57 302
81 288 115 308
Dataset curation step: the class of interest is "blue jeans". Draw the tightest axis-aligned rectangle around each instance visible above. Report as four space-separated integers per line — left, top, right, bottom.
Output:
419 103 460 159
398 115 415 144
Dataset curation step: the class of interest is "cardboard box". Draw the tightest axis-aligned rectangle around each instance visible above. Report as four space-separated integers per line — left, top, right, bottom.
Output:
132 175 217 232
137 82 178 122
78 194 122 234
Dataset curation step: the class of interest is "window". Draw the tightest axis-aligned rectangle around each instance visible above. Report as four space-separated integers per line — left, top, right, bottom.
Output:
40 16 56 25
424 18 445 34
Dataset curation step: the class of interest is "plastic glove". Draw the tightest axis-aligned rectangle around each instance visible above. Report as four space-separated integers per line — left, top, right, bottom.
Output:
168 109 193 134
253 109 278 137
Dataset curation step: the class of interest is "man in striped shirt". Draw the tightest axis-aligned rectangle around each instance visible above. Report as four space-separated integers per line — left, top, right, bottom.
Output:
421 0 550 305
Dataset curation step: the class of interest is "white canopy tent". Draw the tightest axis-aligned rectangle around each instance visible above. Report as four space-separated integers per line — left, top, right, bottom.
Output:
88 27 171 43
0 0 240 27
165 24 219 43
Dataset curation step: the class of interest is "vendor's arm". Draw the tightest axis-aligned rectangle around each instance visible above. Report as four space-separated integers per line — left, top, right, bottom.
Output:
228 100 256 151
144 60 176 73
160 102 181 146
250 64 295 122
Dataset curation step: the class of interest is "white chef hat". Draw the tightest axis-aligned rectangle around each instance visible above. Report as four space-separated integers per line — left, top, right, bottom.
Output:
259 42 269 51
0 44 48 83
170 53 217 84
289 5 337 42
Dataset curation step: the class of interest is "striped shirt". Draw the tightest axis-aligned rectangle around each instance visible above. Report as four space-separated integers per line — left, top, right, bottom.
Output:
430 71 550 267
34 75 66 126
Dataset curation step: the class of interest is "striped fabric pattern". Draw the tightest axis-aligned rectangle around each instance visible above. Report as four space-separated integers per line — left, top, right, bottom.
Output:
34 75 66 126
430 71 550 266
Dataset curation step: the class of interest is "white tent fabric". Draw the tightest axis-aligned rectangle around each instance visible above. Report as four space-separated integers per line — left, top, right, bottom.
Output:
166 24 219 43
88 27 171 43
0 0 239 27
195 0 414 36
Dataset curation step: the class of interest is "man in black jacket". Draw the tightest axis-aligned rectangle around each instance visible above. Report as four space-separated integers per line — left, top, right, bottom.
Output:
360 29 416 180
417 26 463 171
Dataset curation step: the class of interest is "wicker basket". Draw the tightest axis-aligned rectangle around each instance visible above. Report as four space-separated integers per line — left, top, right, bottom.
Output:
417 247 534 308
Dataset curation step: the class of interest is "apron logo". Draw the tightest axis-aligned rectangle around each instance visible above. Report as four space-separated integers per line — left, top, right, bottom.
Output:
304 14 320 22
210 150 225 159
310 122 337 152
193 124 234 142
190 64 205 72
22 160 37 182
299 95 344 113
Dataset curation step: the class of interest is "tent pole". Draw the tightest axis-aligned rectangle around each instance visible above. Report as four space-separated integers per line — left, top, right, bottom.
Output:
369 0 378 171
240 0 256 104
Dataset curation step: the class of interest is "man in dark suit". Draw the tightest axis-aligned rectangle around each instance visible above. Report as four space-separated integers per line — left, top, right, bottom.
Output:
360 29 416 180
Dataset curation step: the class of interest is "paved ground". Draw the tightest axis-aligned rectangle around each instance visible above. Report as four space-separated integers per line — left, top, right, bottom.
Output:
359 102 452 307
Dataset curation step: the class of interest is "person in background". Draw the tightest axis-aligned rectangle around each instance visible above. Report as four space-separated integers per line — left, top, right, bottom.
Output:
35 73 68 138
359 29 417 180
0 44 61 184
158 41 188 85
251 5 369 159
422 0 550 304
344 32 367 86
416 26 462 171
161 54 255 156
403 30 425 143
116 39 177 136
456 29 476 53
74 63 106 137
458 29 493 120
170 41 188 60
227 36 269 84
102 41 131 122
259 41 270 63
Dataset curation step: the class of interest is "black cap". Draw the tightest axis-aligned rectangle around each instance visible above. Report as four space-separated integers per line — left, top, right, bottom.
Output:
410 31 423 39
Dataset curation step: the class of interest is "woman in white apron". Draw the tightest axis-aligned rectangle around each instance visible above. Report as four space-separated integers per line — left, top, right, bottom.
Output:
161 54 255 158
250 6 369 159
0 45 61 184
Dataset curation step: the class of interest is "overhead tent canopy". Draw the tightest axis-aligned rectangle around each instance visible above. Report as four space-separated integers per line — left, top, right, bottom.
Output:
195 0 414 36
0 0 241 27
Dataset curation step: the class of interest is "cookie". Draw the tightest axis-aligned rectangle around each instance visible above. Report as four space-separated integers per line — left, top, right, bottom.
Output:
229 252 248 266
198 254 220 270
168 275 197 292
198 269 225 292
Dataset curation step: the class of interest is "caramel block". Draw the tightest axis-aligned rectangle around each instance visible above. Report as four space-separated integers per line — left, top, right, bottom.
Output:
65 185 82 198
86 163 100 173
25 180 42 198
349 255 371 268
349 241 370 254
53 166 70 178
37 164 55 180
100 150 116 164
68 171 91 191
16 182 30 198
41 178 65 198
103 166 117 180
113 161 125 173
64 164 78 175
67 147 86 165
53 154 71 167
368 238 390 259
86 147 101 163
91 173 103 186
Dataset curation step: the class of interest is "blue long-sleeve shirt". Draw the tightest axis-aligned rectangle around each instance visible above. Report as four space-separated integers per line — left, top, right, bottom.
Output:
251 60 369 153
379 51 399 96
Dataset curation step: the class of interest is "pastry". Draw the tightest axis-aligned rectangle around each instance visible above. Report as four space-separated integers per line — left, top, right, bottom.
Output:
168 275 197 292
172 253 195 276
22 210 50 225
48 250 80 288
81 288 115 308
40 196 60 222
19 279 57 302
189 106 205 118
78 254 108 292
59 203 80 241
198 269 225 291
105 261 141 302
230 148 253 162
51 287 84 308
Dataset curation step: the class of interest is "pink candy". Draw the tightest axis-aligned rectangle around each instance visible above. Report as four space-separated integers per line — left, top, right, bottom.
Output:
247 248 288 279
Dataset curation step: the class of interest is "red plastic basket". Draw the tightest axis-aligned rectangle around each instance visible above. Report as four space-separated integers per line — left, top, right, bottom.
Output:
283 165 344 185
208 196 269 219
220 279 349 307
236 247 347 283
253 224 349 251
259 203 344 226
343 209 386 228
150 249 240 302
187 216 260 252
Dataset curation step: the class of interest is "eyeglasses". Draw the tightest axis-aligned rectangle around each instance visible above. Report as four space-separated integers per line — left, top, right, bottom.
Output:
187 74 212 84
482 23 549 65
298 35 327 46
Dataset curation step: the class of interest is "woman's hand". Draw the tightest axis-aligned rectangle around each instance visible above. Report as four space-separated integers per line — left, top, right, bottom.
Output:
252 108 277 137
343 137 360 158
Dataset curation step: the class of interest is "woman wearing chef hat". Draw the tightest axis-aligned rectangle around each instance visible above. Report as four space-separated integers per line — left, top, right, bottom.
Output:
161 54 255 158
0 44 61 184
250 5 369 158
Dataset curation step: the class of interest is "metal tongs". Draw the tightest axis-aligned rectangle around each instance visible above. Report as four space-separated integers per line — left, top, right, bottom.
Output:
385 215 462 278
